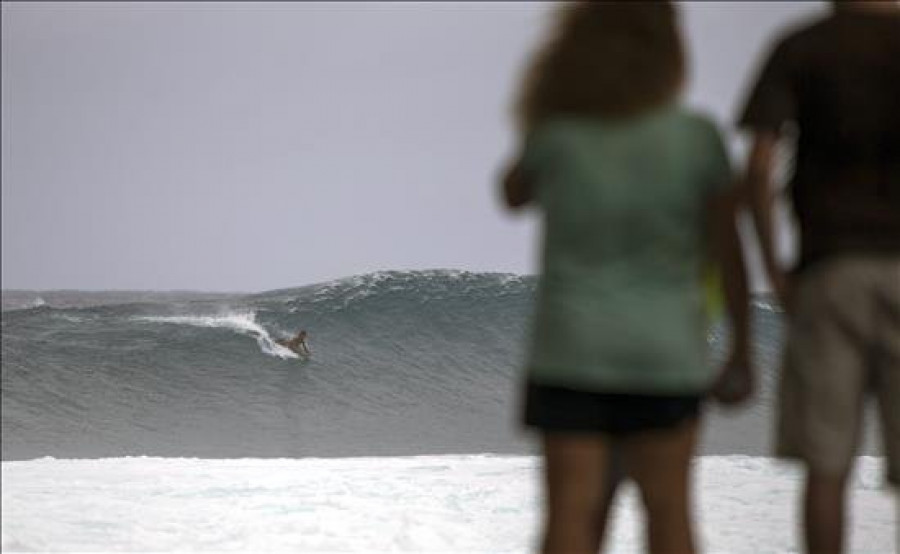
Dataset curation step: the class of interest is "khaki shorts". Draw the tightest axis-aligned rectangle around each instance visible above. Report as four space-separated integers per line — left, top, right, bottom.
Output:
777 255 900 486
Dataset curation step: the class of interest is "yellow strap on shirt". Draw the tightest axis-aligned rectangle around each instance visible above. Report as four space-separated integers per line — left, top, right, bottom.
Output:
704 264 725 325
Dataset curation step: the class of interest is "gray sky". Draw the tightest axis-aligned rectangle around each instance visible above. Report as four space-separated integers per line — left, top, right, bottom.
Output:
2 1 824 292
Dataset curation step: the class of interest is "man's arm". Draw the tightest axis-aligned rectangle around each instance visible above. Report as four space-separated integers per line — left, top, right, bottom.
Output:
745 132 789 307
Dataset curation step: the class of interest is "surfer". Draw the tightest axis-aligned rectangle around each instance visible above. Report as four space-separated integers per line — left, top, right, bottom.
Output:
277 330 311 356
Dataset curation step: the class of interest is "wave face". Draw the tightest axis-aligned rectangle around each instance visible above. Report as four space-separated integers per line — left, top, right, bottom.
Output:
2 271 537 459
0 270 878 460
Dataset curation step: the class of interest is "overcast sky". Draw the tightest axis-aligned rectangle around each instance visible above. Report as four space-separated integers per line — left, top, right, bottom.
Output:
2 1 824 292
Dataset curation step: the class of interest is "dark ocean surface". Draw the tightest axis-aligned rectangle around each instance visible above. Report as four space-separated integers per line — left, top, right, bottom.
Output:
1 270 881 460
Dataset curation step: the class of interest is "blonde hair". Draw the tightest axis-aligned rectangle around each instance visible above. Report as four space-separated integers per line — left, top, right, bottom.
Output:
516 1 685 133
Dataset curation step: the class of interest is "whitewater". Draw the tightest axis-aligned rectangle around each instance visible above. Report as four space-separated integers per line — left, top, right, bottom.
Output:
2 271 894 551
2 456 894 552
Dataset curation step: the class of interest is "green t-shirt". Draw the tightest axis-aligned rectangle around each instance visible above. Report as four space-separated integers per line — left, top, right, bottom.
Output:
523 106 732 394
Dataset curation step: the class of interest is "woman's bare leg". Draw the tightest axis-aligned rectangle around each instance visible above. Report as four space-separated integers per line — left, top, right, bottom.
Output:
541 433 614 554
621 420 700 554
590 444 625 551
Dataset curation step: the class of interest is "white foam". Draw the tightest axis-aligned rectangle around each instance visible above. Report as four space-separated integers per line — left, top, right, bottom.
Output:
311 270 526 309
135 312 298 359
1 455 893 553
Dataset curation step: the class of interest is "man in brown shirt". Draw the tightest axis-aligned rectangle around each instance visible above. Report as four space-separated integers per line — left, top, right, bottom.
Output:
739 2 899 553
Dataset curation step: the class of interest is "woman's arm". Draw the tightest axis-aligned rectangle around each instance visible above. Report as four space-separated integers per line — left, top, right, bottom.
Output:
709 186 753 405
712 188 750 355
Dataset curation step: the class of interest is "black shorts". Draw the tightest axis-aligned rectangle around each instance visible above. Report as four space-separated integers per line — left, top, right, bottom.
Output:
523 380 702 436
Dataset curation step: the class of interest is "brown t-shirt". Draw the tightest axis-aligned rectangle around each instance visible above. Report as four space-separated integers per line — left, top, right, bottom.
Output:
738 9 900 270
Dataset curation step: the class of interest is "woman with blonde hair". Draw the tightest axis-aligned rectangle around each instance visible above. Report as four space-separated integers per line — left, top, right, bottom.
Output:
501 3 751 553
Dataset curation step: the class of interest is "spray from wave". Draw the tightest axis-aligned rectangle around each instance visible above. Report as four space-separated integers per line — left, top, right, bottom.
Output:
134 312 298 359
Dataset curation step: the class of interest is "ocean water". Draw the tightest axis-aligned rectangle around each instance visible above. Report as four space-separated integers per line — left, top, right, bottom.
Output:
1 270 893 552
1 270 882 461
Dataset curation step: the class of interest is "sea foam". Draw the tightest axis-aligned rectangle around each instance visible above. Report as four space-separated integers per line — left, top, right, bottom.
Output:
1 455 893 553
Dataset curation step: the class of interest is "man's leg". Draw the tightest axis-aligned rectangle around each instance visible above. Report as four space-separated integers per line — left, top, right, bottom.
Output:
804 468 851 554
781 258 873 554
873 257 900 488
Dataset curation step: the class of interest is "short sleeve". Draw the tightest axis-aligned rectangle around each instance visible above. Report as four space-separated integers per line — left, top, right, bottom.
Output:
519 125 554 176
517 124 562 206
738 39 796 132
699 117 733 195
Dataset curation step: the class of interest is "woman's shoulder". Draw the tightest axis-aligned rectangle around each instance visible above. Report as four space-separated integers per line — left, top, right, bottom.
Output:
527 117 588 140
653 107 730 157
527 106 726 148
662 106 722 133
